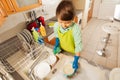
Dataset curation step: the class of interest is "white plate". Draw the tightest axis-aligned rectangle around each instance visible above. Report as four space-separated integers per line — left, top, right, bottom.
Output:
17 33 27 42
34 62 51 79
21 31 30 44
23 29 34 44
109 68 120 80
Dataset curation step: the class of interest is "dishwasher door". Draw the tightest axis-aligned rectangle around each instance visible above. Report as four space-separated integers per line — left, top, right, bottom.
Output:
0 64 14 80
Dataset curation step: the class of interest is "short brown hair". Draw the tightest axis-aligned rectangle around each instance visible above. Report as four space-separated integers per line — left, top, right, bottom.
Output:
56 0 75 21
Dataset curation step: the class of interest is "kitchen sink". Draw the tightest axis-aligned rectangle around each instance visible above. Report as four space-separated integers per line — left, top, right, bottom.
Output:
47 16 57 21
44 16 57 40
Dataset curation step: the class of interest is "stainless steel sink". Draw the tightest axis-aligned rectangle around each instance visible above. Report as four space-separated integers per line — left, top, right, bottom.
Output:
45 16 57 25
47 16 57 21
45 16 57 37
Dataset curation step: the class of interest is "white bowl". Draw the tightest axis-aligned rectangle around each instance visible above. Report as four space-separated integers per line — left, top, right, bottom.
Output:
34 62 51 79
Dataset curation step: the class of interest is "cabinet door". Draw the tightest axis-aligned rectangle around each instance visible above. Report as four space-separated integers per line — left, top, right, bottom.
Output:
72 0 85 10
1 0 15 15
11 0 42 12
0 7 5 26
0 1 7 26
87 0 94 22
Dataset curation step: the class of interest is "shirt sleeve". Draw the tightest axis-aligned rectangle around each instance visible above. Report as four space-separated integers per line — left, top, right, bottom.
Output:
53 22 59 38
73 23 82 53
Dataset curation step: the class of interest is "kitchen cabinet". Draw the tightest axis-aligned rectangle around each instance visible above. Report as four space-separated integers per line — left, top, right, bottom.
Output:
11 0 42 12
0 0 42 26
0 0 42 15
72 0 94 29
87 0 94 22
76 0 94 29
0 1 7 26
72 0 85 10
0 0 15 15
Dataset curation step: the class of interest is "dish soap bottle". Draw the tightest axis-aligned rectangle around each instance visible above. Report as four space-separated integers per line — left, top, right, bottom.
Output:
40 22 46 37
31 27 39 42
31 27 44 44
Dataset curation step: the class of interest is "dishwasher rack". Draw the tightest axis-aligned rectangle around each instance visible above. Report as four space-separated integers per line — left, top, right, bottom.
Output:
0 29 45 73
28 49 50 80
0 37 44 73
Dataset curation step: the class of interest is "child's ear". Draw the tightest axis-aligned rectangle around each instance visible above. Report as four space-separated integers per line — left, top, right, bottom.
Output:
74 16 78 23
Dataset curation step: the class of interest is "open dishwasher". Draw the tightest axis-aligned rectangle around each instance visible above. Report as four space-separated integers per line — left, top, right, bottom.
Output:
0 29 44 72
0 28 66 80
0 29 53 80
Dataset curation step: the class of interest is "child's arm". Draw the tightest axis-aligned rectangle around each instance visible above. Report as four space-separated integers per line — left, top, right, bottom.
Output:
72 23 82 56
53 22 61 55
72 23 82 71
76 52 80 56
73 24 82 55
72 52 80 71
53 38 61 55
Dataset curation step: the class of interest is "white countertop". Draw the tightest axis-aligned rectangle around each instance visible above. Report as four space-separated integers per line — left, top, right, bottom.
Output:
45 54 109 80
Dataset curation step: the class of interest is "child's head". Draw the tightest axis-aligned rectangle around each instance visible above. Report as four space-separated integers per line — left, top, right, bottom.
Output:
56 0 75 28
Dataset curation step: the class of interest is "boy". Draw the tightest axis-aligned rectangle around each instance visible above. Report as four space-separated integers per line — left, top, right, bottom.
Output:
53 0 82 71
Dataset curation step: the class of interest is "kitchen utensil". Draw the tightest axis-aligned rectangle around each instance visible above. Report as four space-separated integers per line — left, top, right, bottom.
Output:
34 61 51 79
109 68 120 80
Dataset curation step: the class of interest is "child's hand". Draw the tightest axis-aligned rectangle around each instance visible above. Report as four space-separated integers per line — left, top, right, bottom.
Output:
72 56 79 71
53 38 61 55
53 46 61 55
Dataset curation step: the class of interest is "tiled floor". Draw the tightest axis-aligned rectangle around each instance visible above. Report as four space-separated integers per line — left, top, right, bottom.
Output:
81 18 120 69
